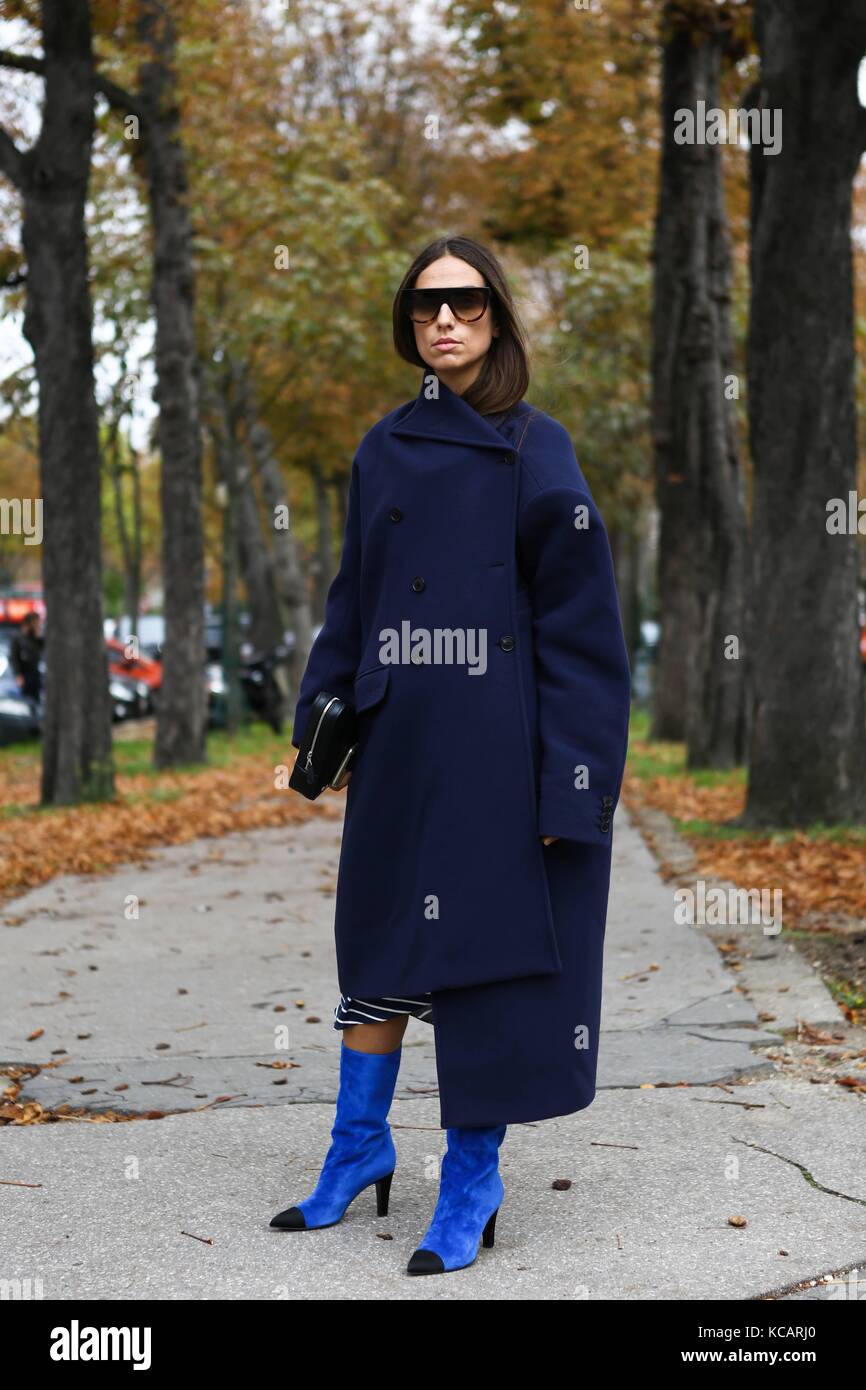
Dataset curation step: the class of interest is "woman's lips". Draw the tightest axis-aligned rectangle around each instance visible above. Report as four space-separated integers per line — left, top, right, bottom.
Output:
433 341 459 350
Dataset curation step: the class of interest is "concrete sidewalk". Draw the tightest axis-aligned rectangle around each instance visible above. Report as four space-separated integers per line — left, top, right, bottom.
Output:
2 806 864 1300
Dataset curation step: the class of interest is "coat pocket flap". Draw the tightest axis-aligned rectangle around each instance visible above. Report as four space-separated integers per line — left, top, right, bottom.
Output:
353 664 390 713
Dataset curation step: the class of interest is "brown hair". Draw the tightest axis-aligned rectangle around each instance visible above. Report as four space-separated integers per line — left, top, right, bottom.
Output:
392 236 530 417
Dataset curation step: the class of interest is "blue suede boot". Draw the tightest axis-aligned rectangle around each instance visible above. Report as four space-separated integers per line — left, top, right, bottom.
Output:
270 1040 402 1231
406 1123 507 1274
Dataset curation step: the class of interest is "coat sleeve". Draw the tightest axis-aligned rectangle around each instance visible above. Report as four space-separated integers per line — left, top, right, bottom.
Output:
290 456 363 750
518 477 632 846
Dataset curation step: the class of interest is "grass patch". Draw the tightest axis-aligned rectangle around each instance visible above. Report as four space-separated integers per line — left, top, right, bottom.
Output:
824 978 866 1010
671 818 752 839
627 710 745 787
0 720 296 829
674 817 866 843
112 722 288 778
124 786 188 806
0 720 291 787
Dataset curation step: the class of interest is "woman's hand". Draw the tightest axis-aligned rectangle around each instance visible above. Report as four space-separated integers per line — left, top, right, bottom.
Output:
541 835 559 845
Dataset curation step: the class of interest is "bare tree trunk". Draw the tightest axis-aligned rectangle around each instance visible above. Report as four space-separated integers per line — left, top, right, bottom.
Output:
744 0 866 825
242 401 314 698
609 525 641 671
0 1 113 804
235 465 285 654
651 9 747 768
205 376 243 732
135 1 206 768
220 364 284 655
220 459 242 735
211 410 243 734
129 448 143 635
107 415 142 637
311 459 333 624
650 13 695 746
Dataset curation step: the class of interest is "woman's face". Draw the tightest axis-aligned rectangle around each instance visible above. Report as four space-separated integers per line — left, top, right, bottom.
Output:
411 255 498 397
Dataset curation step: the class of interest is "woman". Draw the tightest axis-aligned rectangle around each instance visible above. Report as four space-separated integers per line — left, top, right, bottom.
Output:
271 236 631 1276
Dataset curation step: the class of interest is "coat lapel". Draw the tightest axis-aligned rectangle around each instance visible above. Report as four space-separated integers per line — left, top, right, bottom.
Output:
389 373 518 454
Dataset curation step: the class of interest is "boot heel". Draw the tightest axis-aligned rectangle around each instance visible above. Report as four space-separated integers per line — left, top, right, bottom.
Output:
270 1042 402 1232
482 1206 499 1248
375 1170 394 1216
406 1123 506 1275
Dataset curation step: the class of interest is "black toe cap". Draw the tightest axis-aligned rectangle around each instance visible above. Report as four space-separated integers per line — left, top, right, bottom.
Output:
269 1206 307 1230
406 1247 445 1275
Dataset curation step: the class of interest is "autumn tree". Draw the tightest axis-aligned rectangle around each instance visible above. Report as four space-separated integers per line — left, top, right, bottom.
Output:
650 0 749 768
743 0 866 825
531 229 654 665
184 2 415 693
92 0 206 768
446 0 657 251
0 0 114 804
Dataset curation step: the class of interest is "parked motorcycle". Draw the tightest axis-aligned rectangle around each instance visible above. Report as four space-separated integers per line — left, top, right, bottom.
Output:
238 641 290 733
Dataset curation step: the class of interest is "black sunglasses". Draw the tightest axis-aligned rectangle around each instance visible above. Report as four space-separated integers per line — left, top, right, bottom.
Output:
402 285 493 324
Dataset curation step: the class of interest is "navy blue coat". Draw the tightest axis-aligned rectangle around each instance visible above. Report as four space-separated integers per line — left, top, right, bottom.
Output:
291 373 631 1127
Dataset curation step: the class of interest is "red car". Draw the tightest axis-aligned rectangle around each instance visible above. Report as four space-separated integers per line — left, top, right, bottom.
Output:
0 592 45 624
105 638 162 709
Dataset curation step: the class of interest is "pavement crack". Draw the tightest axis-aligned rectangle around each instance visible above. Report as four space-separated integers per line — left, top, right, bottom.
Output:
754 1256 866 1301
733 1136 866 1207
652 990 727 1021
678 1030 779 1047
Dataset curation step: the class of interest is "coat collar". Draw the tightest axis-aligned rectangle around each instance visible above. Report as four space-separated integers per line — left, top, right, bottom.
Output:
388 372 523 454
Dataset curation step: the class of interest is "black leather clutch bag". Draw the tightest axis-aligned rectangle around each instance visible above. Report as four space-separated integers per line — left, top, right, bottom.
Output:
289 691 359 800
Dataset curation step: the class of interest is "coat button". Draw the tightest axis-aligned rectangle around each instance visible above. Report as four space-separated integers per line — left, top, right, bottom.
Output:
389 507 403 522
602 796 613 807
498 634 515 651
411 576 426 593
502 453 514 465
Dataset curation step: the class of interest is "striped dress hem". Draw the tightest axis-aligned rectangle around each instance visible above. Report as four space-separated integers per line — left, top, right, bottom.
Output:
334 992 433 1029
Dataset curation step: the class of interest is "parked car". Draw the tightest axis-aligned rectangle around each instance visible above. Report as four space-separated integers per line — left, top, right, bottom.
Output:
0 588 45 625
105 638 162 712
108 673 148 722
0 628 41 744
105 614 165 661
